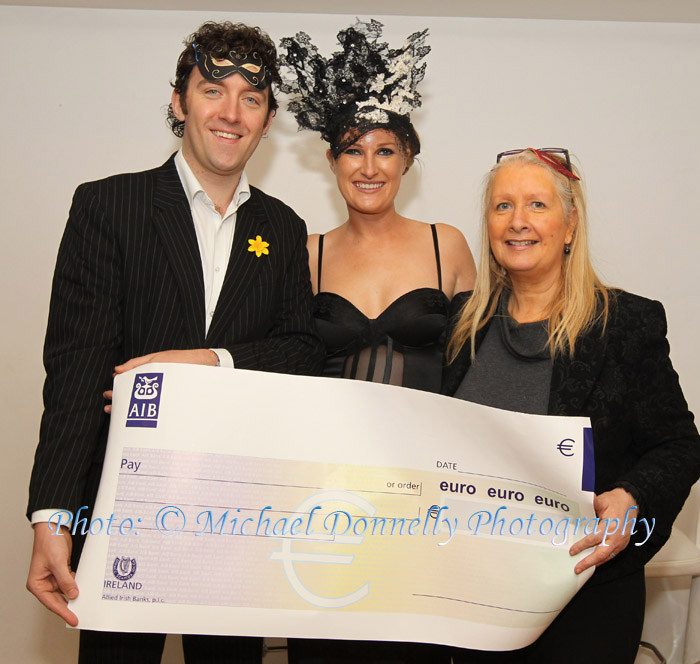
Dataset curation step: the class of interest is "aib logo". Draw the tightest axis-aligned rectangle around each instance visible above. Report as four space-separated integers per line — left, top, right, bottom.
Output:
126 373 164 428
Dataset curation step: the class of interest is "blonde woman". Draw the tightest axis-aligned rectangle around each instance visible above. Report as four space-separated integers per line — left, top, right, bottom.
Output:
444 148 700 663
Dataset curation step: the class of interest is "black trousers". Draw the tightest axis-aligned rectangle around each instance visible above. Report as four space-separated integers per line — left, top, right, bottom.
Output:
287 640 450 664
451 569 646 664
78 632 262 664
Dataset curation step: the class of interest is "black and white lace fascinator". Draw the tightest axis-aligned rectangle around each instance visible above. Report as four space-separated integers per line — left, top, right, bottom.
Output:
279 19 430 158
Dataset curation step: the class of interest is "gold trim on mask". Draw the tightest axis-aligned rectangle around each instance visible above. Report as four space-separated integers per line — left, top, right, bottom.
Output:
197 50 268 89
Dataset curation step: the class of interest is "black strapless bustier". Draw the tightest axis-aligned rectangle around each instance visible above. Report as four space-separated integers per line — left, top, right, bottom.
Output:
314 287 449 393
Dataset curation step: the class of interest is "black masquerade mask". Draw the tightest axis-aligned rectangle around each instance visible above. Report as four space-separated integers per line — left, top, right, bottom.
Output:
193 45 268 90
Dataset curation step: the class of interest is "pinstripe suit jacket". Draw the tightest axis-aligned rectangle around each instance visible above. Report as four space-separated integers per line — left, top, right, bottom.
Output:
28 155 324 518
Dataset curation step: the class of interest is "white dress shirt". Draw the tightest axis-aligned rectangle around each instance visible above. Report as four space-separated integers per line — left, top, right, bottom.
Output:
175 149 249 354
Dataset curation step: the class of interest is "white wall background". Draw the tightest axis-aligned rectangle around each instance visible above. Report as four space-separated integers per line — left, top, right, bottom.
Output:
1 6 698 663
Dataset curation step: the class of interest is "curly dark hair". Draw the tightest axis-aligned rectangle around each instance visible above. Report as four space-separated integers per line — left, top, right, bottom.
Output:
167 21 281 137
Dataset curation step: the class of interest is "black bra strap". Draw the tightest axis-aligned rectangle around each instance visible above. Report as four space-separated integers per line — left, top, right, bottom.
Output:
317 234 325 292
430 224 443 291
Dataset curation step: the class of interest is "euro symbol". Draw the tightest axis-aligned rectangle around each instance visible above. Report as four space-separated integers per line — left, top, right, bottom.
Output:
270 490 374 608
557 438 575 457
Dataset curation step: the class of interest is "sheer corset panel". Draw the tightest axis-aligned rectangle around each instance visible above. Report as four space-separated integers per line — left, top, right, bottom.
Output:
313 225 449 393
347 345 405 385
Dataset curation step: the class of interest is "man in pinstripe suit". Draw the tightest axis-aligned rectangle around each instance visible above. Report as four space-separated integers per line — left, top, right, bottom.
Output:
26 21 324 662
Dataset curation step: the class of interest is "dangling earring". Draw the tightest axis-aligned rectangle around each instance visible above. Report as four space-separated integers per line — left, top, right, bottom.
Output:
564 244 571 255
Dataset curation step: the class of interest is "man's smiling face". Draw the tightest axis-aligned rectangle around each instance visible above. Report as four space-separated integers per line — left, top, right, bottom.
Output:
171 66 272 185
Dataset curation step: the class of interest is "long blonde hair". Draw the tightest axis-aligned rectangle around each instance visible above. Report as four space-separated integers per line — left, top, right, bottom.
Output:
447 150 611 362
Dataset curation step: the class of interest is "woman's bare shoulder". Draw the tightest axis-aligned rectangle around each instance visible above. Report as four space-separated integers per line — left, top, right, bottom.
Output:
432 223 476 295
433 222 468 244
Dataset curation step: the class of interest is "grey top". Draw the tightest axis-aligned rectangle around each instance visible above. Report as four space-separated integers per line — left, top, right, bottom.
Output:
454 295 553 415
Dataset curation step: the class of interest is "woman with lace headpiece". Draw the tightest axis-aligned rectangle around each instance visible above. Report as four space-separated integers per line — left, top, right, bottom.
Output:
280 20 475 397
279 19 474 664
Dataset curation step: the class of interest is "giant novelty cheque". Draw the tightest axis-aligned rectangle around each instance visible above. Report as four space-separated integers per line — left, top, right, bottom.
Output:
63 363 620 650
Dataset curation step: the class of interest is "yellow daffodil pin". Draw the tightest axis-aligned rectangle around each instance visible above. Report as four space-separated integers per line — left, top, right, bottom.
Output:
248 235 270 258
